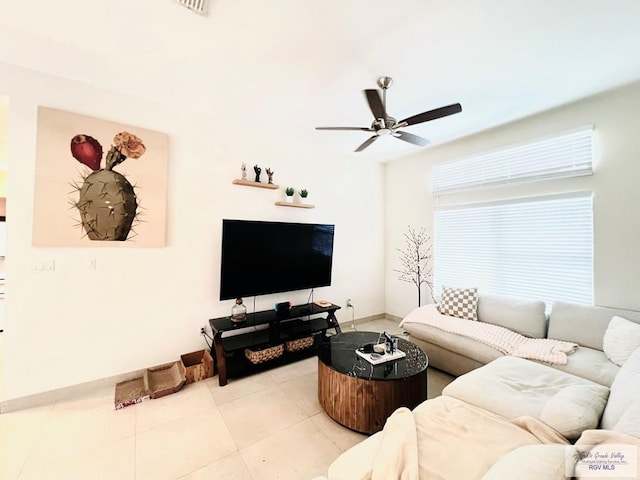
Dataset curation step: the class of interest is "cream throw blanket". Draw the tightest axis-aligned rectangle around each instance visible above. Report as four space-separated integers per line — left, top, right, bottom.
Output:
328 396 570 480
401 304 578 364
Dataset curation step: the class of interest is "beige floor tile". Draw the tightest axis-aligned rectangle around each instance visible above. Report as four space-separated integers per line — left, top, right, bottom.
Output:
136 407 237 480
357 319 404 335
28 397 136 462
266 356 317 384
219 385 308 449
136 381 217 433
0 404 55 480
18 435 135 480
178 452 253 480
310 411 367 452
240 418 342 480
279 371 322 416
427 367 454 399
207 371 276 406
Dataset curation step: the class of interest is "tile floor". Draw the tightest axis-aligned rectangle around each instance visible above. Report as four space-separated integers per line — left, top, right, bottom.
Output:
1 320 454 480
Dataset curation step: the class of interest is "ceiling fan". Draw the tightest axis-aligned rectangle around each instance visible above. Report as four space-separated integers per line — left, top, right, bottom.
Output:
316 76 462 152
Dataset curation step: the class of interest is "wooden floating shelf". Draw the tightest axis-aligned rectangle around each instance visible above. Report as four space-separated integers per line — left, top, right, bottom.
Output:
275 201 315 209
232 179 279 190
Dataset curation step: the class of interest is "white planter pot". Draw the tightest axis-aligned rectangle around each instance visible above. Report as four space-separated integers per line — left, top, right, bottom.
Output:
286 196 294 203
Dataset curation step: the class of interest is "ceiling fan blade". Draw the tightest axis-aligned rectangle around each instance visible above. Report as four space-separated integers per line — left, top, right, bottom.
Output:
315 127 373 131
364 89 386 120
354 135 379 152
394 130 429 147
399 103 462 127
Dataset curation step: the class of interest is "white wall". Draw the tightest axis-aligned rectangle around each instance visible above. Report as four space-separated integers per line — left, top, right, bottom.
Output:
0 62 386 402
385 80 640 317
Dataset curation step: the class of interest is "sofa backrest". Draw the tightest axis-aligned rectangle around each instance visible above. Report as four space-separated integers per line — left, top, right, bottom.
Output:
477 294 547 338
548 302 640 350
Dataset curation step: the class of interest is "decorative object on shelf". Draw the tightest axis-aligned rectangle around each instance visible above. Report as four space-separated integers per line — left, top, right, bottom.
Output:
299 188 309 200
241 163 247 180
394 226 434 307
33 107 168 247
231 297 247 323
245 344 284 364
253 164 262 183
285 187 295 203
266 168 275 184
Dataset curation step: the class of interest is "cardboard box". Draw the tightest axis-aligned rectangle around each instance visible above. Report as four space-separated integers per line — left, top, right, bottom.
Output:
148 361 186 398
181 349 214 384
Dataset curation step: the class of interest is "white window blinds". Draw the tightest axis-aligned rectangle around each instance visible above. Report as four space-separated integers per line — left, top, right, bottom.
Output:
432 126 593 194
434 192 593 307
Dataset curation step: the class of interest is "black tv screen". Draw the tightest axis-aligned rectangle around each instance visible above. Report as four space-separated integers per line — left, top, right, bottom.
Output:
220 219 335 300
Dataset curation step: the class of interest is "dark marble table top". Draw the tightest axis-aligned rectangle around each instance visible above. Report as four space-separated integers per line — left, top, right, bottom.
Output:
317 331 428 381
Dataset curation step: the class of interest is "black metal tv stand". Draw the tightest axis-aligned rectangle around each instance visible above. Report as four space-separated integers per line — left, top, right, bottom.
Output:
209 302 341 386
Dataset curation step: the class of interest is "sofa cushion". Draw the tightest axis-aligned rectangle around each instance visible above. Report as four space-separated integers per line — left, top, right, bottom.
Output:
539 385 609 440
601 347 640 429
603 315 640 366
438 286 479 320
477 294 547 338
481 444 574 480
443 356 609 439
613 400 640 438
545 345 620 387
548 301 640 351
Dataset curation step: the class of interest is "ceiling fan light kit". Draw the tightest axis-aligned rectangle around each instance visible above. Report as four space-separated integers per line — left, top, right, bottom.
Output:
316 76 462 152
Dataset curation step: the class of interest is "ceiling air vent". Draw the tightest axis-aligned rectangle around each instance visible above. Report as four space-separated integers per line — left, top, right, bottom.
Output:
176 0 207 15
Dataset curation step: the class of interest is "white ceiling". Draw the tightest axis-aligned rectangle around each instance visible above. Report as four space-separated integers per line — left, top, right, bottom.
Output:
1 0 640 162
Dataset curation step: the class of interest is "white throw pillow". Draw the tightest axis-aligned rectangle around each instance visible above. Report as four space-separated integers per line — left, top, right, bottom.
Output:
539 384 610 440
438 286 479 321
600 346 640 429
603 315 640 366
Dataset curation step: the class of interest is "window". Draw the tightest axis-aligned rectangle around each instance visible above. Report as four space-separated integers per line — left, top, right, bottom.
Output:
434 192 593 307
432 126 593 195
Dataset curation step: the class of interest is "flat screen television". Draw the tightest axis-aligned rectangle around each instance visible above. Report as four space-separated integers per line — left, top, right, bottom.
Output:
220 219 335 300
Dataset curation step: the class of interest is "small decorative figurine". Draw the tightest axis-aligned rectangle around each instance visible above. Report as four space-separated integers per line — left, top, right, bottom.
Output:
241 163 247 180
253 164 262 183
266 168 274 184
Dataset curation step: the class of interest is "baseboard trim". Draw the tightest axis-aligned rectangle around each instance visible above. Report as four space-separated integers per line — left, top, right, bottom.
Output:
0 367 148 414
385 313 403 323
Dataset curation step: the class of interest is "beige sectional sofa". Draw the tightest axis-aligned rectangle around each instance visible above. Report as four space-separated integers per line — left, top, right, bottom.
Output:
325 298 640 479
402 294 640 386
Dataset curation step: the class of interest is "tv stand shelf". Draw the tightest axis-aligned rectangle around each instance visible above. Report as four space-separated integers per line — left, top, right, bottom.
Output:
209 302 342 386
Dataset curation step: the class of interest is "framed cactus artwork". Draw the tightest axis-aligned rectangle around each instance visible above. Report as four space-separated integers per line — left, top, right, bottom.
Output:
32 107 169 247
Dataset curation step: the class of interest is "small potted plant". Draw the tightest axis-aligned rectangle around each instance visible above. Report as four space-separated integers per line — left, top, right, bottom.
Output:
285 187 295 203
299 189 309 202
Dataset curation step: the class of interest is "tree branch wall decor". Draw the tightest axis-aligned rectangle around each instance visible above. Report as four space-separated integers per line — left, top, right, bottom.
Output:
394 226 434 307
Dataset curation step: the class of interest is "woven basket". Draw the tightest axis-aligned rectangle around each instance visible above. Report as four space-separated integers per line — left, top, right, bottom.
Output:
285 336 314 353
245 344 284 364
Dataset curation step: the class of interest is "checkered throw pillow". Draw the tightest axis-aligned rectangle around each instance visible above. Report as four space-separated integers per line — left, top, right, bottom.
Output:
438 287 479 321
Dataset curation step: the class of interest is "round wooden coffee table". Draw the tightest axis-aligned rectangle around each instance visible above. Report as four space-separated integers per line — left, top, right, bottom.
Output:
317 331 428 434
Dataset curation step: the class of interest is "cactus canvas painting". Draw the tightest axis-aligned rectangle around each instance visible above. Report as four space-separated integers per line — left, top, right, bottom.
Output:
33 107 168 247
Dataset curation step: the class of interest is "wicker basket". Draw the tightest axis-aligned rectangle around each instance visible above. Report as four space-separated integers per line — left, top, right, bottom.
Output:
244 344 284 364
285 336 314 353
